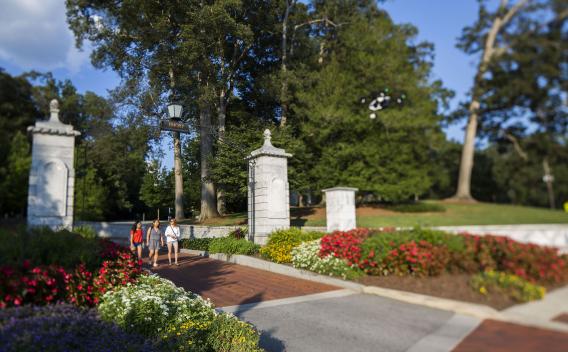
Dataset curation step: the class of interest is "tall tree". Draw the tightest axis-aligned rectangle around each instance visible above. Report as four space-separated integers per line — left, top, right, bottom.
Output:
293 2 451 201
453 0 567 205
453 0 530 201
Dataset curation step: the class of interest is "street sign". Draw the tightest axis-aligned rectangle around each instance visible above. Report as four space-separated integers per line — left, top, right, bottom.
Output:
160 119 191 133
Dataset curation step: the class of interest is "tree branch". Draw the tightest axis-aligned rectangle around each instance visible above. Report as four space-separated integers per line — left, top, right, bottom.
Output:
503 132 529 161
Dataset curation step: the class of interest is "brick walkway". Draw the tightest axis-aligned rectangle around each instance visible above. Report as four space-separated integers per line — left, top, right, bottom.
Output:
150 252 339 307
454 319 568 352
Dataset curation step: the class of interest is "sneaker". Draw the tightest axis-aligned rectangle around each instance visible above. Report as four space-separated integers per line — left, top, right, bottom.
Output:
175 263 179 266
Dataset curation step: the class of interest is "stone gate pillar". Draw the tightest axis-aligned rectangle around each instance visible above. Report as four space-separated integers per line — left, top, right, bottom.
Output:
27 100 81 230
323 187 358 232
247 129 292 245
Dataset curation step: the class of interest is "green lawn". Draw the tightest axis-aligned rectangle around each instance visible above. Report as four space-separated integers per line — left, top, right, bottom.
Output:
305 201 568 227
189 201 568 228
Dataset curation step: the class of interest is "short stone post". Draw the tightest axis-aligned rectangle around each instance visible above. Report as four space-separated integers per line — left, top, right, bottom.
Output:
322 187 358 232
247 129 292 245
27 100 81 230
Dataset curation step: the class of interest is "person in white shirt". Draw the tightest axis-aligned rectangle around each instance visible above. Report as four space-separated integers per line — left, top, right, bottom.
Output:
164 218 180 266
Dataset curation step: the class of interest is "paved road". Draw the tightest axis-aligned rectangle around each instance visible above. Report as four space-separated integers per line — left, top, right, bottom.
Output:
222 292 455 352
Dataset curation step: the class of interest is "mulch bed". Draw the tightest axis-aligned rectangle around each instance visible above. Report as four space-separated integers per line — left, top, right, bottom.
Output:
356 273 531 310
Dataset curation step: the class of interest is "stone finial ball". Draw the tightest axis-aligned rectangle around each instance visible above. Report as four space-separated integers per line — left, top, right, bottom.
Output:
50 99 59 111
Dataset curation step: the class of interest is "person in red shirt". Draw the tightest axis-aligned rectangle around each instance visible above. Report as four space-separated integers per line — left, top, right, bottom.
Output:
130 220 144 261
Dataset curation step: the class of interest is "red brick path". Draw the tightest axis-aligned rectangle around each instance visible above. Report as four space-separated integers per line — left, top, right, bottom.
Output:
151 252 339 307
454 319 568 352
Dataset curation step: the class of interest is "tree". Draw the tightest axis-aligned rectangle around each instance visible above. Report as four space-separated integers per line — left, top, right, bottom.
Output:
453 0 567 206
292 2 451 201
139 160 174 219
453 0 531 201
0 132 31 216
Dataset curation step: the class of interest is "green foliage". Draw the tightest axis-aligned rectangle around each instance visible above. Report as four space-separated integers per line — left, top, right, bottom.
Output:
206 313 263 352
471 270 546 302
260 228 325 263
208 237 259 256
0 227 103 271
360 228 465 264
293 5 451 202
0 132 31 216
228 227 247 239
180 238 213 251
139 160 174 217
73 225 97 240
386 202 446 213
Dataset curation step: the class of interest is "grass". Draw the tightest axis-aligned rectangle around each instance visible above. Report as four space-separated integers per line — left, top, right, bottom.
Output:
182 201 568 228
302 201 568 227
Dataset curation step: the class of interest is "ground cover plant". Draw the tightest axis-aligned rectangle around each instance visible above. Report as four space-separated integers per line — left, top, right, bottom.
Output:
470 270 546 303
180 238 214 251
208 237 259 256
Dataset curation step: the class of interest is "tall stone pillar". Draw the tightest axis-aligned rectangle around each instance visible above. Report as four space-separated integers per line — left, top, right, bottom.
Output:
27 100 81 230
323 187 358 232
247 130 292 245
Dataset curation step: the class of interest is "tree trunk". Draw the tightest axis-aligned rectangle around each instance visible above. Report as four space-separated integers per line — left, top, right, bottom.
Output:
542 158 556 209
216 90 227 215
280 0 293 127
173 131 185 220
454 102 479 200
453 0 528 201
199 106 219 221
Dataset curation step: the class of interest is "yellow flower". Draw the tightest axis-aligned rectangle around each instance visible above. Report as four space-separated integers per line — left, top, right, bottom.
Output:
479 286 487 295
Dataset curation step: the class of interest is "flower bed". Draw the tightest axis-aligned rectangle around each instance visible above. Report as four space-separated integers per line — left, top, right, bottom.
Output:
0 304 155 351
0 228 266 351
99 275 263 351
266 227 568 307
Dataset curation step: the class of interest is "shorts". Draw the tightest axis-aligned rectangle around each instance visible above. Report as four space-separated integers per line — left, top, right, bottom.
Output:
132 242 143 248
148 239 160 251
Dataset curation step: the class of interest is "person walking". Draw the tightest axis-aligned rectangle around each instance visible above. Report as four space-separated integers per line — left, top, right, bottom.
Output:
146 219 164 268
130 220 144 261
164 218 180 266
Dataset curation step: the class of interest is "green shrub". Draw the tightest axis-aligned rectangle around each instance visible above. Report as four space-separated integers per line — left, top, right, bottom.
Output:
385 202 446 213
73 225 97 239
361 227 465 265
180 238 213 251
260 228 325 263
206 313 263 352
209 237 259 256
470 270 546 302
0 227 103 270
227 227 247 240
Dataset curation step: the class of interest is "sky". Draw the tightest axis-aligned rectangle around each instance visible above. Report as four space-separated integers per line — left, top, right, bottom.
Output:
0 0 489 169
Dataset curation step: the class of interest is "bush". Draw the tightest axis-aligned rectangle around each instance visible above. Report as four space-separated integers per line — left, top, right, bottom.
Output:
228 227 248 240
0 240 141 308
206 313 263 352
0 227 103 271
319 228 370 266
385 202 446 213
260 228 324 263
291 240 362 280
458 234 568 284
73 225 98 240
180 238 213 251
0 304 154 352
470 270 546 302
99 275 263 352
209 237 259 256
